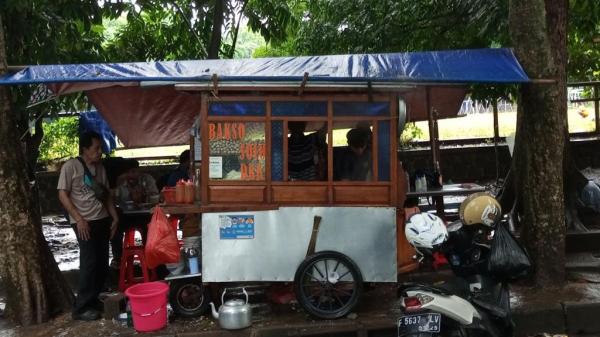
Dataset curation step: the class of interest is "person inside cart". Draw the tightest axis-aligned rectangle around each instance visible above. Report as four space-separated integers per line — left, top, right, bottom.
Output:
110 159 158 269
336 128 372 181
288 121 327 180
165 149 191 187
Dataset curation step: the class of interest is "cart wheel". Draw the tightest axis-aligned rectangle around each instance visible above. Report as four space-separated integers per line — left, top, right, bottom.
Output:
169 279 210 318
294 251 363 319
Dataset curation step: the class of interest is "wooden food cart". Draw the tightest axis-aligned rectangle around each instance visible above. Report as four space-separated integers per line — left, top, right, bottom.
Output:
0 48 530 319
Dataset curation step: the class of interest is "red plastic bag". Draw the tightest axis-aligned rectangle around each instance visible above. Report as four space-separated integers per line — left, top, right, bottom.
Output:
145 206 180 268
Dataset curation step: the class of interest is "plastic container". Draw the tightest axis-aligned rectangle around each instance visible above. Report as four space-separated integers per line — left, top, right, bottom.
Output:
124 282 169 332
161 187 176 204
188 256 199 274
175 181 186 203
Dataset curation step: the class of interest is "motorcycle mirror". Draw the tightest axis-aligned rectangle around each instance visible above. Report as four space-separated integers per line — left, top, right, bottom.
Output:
446 220 463 232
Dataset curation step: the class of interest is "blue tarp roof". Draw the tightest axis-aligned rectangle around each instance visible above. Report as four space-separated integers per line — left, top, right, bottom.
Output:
0 48 529 86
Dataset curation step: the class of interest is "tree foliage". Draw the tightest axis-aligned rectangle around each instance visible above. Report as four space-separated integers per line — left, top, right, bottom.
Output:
568 0 600 80
288 0 506 55
104 0 296 61
38 117 79 163
264 0 598 82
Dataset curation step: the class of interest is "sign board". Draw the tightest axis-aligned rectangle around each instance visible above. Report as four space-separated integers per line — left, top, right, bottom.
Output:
219 215 255 239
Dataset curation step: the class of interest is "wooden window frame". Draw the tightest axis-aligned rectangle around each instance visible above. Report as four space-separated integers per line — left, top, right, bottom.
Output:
201 93 398 206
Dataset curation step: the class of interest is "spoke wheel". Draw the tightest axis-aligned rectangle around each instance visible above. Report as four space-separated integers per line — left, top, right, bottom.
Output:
169 279 210 318
294 251 363 319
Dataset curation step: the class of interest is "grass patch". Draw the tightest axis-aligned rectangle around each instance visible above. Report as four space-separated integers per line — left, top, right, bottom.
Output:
411 107 595 141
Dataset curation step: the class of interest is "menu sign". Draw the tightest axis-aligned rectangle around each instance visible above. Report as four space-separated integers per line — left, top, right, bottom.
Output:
208 122 265 180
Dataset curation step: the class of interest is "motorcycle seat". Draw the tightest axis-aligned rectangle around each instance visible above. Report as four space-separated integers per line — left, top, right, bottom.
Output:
398 279 471 299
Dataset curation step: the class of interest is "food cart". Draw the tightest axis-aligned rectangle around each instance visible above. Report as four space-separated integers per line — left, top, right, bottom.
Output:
0 48 530 319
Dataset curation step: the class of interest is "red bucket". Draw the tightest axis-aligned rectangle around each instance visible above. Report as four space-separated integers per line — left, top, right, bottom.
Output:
125 282 169 332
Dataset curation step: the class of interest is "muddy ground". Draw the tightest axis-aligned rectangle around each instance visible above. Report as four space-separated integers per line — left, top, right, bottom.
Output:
1 215 600 336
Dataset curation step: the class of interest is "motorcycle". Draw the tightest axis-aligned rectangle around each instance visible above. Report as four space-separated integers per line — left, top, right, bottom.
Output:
398 219 514 337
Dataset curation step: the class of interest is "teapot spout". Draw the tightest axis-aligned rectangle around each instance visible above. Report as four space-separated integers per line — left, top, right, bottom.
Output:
209 302 219 319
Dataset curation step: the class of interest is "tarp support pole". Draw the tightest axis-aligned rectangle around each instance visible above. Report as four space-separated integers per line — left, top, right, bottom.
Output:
594 84 599 137
211 74 219 97
493 99 500 183
426 86 439 167
427 86 445 218
298 72 309 96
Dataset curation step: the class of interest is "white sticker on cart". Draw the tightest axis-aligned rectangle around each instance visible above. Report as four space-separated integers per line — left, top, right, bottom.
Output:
219 215 255 239
209 156 223 178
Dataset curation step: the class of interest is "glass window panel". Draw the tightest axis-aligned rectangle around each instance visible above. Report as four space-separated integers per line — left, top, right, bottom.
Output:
209 102 265 116
332 121 373 181
333 102 389 116
271 121 284 181
287 121 327 181
208 122 265 180
272 102 327 116
378 120 391 181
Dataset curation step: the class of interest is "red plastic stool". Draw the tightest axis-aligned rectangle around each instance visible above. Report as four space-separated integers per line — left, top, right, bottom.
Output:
118 227 156 292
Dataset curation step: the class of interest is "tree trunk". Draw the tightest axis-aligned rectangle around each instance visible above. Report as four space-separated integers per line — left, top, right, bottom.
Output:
0 13 73 326
208 0 224 59
508 0 567 287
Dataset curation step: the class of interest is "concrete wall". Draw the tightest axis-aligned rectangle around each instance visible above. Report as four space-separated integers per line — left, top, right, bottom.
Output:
38 140 599 214
401 139 600 184
399 144 512 183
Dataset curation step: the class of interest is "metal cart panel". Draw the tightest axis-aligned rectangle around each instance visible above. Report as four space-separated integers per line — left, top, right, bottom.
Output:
202 207 397 282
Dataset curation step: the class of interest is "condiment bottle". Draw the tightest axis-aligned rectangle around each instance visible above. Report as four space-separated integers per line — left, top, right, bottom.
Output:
175 180 186 203
184 180 194 204
194 167 201 202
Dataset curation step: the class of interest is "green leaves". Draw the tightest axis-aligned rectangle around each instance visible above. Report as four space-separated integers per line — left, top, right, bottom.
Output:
568 0 600 81
289 0 507 56
38 116 79 162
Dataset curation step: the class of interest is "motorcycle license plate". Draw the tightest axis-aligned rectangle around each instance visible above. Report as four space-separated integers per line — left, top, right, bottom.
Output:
397 313 441 335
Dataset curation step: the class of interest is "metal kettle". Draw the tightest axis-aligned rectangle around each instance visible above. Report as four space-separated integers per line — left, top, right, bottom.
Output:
209 288 252 330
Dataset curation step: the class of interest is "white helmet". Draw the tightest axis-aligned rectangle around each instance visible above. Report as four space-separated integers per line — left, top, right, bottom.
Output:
405 213 448 249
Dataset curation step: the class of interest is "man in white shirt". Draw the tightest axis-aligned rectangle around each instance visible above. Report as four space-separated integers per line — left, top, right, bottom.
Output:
57 132 118 321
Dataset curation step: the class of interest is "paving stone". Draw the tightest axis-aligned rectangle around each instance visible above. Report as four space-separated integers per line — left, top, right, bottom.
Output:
564 301 600 335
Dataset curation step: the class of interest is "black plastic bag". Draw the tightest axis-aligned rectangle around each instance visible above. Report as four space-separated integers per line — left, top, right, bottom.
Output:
487 223 532 280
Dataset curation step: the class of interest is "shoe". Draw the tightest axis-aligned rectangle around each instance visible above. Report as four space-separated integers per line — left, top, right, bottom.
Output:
110 259 120 270
72 309 101 321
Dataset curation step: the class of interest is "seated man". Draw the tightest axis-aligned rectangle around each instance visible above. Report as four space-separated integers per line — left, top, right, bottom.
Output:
288 121 326 181
116 159 159 206
165 150 191 187
110 159 159 268
336 128 372 181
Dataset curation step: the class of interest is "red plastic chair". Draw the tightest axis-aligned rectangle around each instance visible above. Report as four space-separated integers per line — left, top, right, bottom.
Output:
118 227 156 292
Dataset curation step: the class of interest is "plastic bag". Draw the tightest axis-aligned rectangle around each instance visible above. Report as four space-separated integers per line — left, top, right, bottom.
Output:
145 206 180 268
487 223 532 280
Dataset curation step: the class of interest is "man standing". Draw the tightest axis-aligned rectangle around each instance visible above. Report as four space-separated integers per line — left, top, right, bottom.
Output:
58 132 118 321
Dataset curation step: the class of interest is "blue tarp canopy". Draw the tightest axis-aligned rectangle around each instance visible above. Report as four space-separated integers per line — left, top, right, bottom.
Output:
0 49 529 147
79 110 117 153
0 48 529 85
